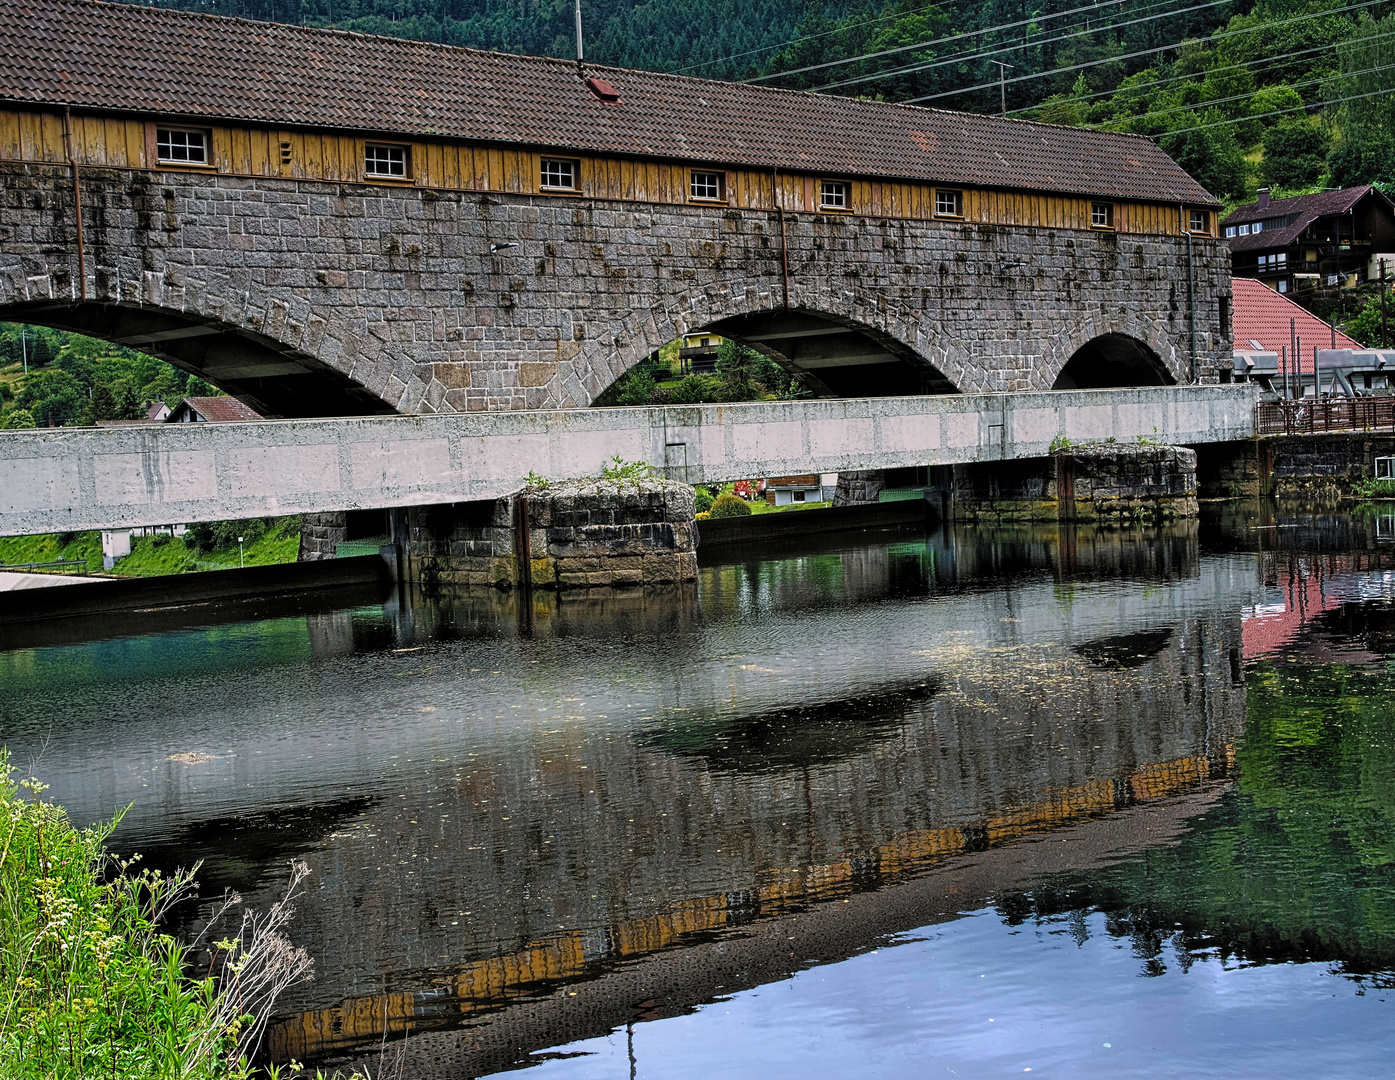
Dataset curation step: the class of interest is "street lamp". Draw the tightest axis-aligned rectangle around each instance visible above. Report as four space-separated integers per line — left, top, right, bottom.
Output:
238 536 245 568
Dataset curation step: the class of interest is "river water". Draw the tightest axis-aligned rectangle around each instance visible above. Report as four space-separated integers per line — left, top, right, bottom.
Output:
2 507 1393 1078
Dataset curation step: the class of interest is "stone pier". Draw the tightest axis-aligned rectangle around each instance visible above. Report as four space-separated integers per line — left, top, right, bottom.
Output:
394 479 697 590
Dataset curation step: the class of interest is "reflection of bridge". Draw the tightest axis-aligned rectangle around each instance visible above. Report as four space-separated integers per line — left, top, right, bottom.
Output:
0 385 1256 534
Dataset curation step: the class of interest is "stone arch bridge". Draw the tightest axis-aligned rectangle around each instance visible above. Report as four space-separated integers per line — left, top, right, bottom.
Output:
1 162 1231 418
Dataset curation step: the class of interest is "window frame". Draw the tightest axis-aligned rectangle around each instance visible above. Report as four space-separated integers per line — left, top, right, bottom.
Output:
1375 456 1395 480
1090 202 1114 230
363 142 411 181
819 179 851 212
155 126 211 167
1225 226 1237 238
539 156 581 193
689 169 726 203
1188 209 1211 235
934 188 964 219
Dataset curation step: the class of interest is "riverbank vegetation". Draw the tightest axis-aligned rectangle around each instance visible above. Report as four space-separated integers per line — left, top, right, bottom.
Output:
0 754 313 1079
0 517 303 577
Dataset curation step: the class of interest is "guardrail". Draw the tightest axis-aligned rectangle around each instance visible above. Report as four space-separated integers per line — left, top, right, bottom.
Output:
1256 398 1395 436
0 558 88 575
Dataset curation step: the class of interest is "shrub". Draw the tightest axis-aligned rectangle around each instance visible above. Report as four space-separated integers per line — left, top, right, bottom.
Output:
0 754 312 1080
666 373 724 404
708 493 752 518
694 485 715 514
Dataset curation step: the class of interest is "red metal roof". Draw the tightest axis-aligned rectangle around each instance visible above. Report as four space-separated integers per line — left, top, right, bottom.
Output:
0 0 1218 206
1232 277 1360 374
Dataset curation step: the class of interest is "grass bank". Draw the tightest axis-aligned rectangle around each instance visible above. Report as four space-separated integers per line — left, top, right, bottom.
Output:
0 754 313 1079
0 517 302 577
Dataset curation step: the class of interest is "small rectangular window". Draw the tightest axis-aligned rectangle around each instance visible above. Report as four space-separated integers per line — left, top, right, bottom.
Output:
1190 209 1210 233
1090 202 1113 228
820 180 849 211
1376 456 1395 479
1252 221 1262 234
1277 279 1289 293
156 128 207 164
936 189 963 217
690 170 724 201
540 158 578 191
364 143 408 178
1225 226 1236 238
1238 224 1250 236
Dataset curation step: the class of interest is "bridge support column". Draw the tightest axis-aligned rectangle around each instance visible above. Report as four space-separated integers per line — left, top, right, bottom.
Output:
951 446 1199 525
387 479 698 590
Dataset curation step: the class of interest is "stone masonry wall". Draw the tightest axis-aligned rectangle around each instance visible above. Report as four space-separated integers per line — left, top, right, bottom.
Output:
1196 434 1395 500
298 511 347 561
401 480 697 589
1 161 1233 415
952 445 1198 524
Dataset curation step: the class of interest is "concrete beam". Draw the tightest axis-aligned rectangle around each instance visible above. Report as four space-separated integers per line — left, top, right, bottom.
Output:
0 386 1258 535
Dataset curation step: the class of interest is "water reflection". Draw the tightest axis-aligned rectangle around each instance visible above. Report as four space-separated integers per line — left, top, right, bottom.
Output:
16 514 1395 1077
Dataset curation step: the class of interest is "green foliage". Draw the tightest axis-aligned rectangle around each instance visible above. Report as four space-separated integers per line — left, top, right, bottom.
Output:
1327 14 1395 188
599 455 657 481
693 485 716 514
1049 434 1074 453
523 470 550 491
1342 287 1395 347
665 373 726 405
0 518 301 577
1261 117 1329 189
0 409 36 430
1161 110 1247 199
708 492 753 518
1351 474 1395 499
0 755 248 1079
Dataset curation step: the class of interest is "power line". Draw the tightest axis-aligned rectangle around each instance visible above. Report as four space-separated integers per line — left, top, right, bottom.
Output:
1003 30 1395 116
675 0 985 75
1092 58 1395 130
743 0 1129 83
1156 83 1395 136
900 0 1388 105
813 0 1225 93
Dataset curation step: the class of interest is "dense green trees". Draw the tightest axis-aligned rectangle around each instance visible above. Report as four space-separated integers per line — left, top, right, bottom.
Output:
0 323 219 429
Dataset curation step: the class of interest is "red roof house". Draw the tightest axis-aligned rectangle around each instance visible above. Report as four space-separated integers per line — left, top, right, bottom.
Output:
166 396 263 423
1232 278 1360 376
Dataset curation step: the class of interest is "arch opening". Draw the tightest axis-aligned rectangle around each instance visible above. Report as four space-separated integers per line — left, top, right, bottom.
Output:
0 301 394 418
706 310 958 398
1052 333 1175 391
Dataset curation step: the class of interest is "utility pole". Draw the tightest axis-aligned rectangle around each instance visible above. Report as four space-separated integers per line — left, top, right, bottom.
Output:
1372 258 1383 347
991 61 1012 116
575 0 585 77
19 326 27 375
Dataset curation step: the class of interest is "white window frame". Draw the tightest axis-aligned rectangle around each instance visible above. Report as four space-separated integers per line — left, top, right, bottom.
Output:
1090 202 1113 229
540 157 579 191
364 143 409 179
1238 224 1250 235
156 127 209 165
820 180 850 211
689 170 725 202
1225 226 1237 237
935 189 963 218
1252 221 1263 234
1189 209 1210 234
1375 456 1395 479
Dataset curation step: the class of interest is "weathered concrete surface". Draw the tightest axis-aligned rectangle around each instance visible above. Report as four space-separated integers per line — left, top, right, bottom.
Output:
1 162 1233 415
1198 433 1395 500
0 385 1258 535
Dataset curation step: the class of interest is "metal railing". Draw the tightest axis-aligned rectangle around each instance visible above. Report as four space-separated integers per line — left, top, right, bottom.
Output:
1256 398 1395 436
0 558 88 574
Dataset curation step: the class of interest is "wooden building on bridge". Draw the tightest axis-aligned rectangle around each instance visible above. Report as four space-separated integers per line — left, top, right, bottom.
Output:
0 0 1228 417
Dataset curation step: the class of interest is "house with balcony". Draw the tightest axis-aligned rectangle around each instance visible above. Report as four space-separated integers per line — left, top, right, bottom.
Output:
1223 186 1395 296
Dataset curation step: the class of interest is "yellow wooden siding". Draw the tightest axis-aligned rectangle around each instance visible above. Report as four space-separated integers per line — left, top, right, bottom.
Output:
0 106 1209 236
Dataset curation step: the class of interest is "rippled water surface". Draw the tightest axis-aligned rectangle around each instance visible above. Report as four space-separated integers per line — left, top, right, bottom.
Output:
2 508 1393 1078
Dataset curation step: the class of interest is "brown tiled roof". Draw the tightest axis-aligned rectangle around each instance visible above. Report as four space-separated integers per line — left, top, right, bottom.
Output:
173 396 263 422
1222 187 1389 253
1 0 1217 206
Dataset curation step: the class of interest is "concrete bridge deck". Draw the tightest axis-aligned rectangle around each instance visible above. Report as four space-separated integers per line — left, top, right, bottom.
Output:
0 385 1258 535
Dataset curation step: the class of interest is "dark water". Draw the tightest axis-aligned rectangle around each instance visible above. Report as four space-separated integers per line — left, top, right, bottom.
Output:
2 509 1394 1078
